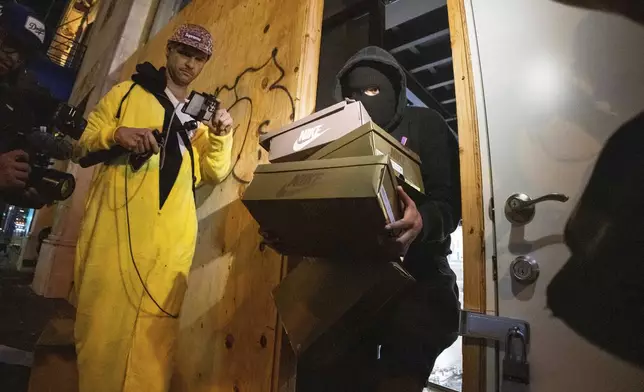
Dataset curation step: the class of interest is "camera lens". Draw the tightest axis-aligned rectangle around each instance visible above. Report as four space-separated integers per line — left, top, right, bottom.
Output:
57 175 75 200
33 167 76 201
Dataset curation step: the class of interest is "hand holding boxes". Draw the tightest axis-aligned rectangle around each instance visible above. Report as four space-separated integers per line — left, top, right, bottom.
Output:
241 101 426 366
245 100 426 260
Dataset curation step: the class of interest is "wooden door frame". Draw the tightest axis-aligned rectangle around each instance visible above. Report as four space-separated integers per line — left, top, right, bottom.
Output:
447 0 488 391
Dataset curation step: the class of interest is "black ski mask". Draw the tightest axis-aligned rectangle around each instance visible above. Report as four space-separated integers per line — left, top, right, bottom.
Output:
341 63 400 130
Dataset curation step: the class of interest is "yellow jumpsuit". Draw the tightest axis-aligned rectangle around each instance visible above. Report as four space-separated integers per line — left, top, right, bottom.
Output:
74 81 232 392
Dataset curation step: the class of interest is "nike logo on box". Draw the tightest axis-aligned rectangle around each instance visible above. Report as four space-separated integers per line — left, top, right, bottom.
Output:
276 173 325 198
292 124 330 152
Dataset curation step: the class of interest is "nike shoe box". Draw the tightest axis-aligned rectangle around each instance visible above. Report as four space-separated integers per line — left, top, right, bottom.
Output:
242 155 401 261
259 100 371 162
307 121 426 197
272 258 415 366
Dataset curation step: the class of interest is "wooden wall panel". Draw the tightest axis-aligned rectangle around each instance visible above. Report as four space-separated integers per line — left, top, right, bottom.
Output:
447 0 487 391
117 1 323 391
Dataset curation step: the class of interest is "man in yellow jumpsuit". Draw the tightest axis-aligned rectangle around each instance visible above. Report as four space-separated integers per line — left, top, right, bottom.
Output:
74 24 233 391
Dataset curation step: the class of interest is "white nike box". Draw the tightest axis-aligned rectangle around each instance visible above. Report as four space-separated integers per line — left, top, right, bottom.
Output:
259 100 372 162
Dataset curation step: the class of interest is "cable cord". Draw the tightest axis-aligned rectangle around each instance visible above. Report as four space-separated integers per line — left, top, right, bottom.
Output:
124 163 179 319
122 90 188 318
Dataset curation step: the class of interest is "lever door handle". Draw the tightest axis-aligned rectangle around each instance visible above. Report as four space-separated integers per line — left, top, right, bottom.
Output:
505 193 569 225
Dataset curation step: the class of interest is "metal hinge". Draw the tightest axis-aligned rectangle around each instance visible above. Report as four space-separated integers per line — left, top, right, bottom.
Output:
489 196 496 222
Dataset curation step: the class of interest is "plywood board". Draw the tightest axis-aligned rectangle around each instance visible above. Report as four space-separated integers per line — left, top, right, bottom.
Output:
447 0 487 391
117 1 323 391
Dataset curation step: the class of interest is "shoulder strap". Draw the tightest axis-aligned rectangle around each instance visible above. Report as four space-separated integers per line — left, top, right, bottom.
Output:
115 83 138 120
150 90 197 199
178 131 196 198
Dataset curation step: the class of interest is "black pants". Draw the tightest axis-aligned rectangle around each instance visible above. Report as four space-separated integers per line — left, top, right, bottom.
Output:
297 256 460 392
296 336 443 392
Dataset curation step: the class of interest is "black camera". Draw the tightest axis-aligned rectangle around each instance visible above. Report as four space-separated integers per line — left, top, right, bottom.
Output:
182 91 219 123
0 79 86 204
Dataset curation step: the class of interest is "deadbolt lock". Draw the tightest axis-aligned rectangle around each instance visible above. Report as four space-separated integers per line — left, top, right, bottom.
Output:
510 256 540 284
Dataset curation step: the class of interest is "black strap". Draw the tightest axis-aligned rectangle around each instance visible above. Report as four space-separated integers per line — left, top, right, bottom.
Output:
178 131 197 197
116 83 137 120
155 96 195 208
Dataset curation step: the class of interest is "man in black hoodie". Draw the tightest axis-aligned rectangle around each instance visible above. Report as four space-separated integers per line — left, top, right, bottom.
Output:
299 46 461 391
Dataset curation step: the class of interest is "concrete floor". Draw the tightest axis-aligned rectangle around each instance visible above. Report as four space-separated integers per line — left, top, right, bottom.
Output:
0 259 75 392
0 228 466 392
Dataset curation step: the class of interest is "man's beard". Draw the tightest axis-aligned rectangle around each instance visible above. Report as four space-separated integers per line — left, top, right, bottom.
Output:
0 50 18 76
168 67 194 87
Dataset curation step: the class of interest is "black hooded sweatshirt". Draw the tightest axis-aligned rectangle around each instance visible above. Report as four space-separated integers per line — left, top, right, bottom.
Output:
335 46 461 280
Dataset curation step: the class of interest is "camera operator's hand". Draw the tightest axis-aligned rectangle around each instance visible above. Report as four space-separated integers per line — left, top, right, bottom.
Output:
207 107 233 136
0 150 30 189
114 127 160 155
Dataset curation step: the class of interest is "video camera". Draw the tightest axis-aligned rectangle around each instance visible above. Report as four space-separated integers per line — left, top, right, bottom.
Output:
0 79 86 204
78 91 218 169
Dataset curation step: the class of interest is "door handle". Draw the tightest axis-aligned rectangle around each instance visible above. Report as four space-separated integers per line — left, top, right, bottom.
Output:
505 193 569 225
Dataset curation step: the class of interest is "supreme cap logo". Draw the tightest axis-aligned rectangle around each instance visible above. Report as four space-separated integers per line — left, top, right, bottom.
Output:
184 32 203 42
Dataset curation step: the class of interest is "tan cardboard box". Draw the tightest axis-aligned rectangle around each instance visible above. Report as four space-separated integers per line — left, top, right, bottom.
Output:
259 100 371 162
308 122 425 194
272 258 415 366
242 155 401 261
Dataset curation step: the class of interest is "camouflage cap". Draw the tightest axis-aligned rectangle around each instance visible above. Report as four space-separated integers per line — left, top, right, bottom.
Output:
168 24 213 57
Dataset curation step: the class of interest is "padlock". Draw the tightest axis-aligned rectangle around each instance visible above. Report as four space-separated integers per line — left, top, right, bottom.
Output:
502 327 530 384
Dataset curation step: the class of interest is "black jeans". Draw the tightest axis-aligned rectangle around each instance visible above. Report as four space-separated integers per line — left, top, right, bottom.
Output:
297 256 460 392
